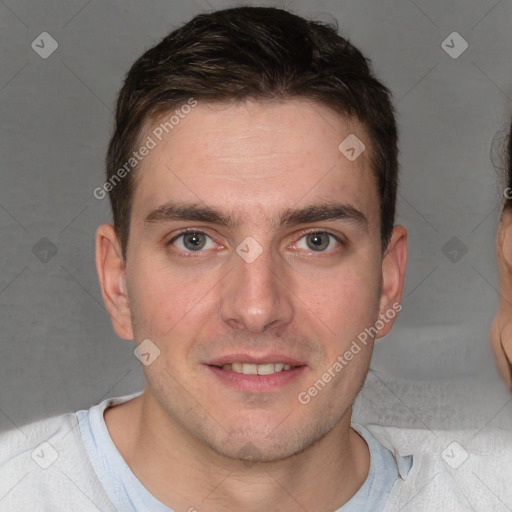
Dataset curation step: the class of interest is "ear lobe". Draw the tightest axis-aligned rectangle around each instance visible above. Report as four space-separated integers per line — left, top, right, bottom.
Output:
375 225 407 339
95 224 134 340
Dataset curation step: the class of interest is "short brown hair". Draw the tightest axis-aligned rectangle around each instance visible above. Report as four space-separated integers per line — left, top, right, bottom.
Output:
105 6 398 259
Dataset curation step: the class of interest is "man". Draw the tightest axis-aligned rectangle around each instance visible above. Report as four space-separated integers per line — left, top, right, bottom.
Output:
2 6 511 512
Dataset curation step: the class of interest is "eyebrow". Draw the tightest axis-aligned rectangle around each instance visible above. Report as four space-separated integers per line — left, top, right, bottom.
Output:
144 201 368 231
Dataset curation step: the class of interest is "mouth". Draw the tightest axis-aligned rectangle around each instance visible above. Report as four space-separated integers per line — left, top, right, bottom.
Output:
212 362 297 375
205 355 307 392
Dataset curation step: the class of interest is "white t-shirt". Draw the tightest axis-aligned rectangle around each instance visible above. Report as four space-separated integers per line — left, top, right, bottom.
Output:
1 392 512 511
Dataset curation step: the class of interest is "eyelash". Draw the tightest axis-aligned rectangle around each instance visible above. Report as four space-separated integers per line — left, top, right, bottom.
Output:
166 227 345 255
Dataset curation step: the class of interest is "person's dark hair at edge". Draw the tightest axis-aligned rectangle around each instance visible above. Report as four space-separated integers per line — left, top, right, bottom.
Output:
505 120 512 210
105 6 398 261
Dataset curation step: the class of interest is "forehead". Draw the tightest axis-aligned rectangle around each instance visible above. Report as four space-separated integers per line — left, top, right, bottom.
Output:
131 99 379 228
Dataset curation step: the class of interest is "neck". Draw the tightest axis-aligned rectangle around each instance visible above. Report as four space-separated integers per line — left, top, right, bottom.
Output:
104 390 370 512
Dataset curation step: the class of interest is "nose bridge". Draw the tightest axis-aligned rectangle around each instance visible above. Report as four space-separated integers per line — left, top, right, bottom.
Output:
239 243 278 294
220 238 293 332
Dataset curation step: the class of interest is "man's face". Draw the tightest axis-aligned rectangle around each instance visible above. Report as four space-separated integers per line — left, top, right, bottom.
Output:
491 208 512 388
115 99 397 461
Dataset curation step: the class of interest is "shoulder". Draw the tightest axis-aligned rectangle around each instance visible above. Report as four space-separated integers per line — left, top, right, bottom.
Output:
0 411 115 512
0 412 77 475
365 424 512 511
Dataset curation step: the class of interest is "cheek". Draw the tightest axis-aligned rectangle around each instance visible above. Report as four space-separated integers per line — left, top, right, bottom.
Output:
127 257 215 340
292 261 381 338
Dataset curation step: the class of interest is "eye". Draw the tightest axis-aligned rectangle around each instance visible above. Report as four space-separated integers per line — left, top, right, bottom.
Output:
169 230 216 252
294 231 341 252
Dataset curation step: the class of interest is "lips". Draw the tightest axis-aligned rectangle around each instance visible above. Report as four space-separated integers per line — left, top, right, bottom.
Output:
204 353 307 392
206 354 306 368
220 362 295 375
207 355 306 377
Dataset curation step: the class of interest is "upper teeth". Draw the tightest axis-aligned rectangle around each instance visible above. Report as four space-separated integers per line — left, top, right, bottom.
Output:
222 363 293 375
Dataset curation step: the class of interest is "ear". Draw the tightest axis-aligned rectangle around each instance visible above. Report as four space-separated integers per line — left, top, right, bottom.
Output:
375 225 407 339
95 224 134 340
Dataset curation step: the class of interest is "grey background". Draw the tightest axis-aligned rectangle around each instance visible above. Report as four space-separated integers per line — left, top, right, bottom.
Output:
1 0 512 434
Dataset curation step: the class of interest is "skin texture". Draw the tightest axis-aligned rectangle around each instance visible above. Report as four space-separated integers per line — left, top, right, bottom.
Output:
491 207 512 389
95 99 407 511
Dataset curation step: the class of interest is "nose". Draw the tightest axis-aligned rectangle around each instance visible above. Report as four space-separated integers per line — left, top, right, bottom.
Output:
220 242 294 333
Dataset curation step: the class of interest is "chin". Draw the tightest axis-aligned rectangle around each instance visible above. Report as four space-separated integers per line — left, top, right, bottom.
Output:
203 415 333 464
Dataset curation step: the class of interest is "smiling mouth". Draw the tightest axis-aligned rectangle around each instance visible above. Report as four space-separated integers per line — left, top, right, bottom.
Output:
212 362 299 375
